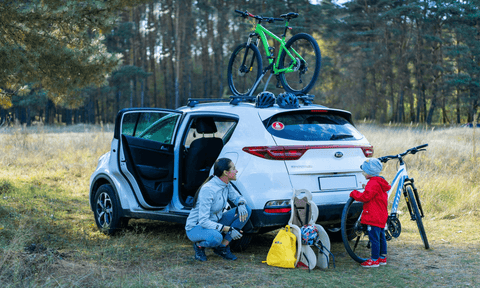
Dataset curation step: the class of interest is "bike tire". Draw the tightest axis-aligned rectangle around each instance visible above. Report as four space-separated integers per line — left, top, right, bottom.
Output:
278 33 321 95
227 43 263 97
405 185 430 249
341 197 371 263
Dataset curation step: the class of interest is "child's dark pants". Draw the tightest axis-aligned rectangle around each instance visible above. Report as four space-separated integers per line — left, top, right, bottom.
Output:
368 225 387 260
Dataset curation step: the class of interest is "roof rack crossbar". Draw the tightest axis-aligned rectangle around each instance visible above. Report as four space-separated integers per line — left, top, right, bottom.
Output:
187 94 315 107
229 96 256 105
187 98 230 107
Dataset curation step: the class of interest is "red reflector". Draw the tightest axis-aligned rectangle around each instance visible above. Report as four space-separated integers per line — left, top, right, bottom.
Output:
264 207 292 214
311 110 327 112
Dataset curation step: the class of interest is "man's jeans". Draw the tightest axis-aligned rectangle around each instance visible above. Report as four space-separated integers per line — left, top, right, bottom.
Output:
367 225 387 260
186 205 251 248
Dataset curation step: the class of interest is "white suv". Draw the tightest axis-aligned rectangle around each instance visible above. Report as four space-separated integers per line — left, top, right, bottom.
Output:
89 96 373 249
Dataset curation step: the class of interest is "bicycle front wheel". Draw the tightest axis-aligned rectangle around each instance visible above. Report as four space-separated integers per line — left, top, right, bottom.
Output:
227 43 263 97
341 197 371 263
405 185 430 249
278 33 321 95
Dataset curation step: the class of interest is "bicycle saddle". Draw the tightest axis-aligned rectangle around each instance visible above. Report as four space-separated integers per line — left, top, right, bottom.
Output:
280 12 299 19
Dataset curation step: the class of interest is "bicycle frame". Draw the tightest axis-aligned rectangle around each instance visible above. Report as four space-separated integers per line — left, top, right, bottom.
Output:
387 161 409 216
248 21 303 74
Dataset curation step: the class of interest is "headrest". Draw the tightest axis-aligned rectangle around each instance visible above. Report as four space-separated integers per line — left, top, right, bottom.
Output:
195 118 217 134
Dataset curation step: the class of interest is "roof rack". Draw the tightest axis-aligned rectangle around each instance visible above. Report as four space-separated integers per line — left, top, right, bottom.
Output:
297 94 314 105
187 96 256 107
187 94 315 107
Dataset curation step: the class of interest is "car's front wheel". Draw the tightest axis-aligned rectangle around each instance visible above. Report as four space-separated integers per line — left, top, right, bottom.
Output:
93 184 128 235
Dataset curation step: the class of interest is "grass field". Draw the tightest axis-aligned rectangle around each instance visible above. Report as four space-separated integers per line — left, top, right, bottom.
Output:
0 123 479 287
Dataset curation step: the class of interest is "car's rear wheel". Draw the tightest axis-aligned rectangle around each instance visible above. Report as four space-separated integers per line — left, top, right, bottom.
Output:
93 184 128 235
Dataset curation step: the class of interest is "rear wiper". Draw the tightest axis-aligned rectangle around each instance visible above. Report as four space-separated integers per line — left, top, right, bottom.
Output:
330 134 354 140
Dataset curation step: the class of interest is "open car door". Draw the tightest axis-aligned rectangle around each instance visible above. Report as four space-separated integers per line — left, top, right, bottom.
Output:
118 109 183 208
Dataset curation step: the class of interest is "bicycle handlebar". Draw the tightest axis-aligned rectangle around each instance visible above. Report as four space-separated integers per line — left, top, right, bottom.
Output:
235 9 285 23
378 144 428 163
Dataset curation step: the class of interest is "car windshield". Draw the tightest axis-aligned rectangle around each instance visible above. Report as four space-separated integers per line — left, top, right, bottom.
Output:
263 110 363 141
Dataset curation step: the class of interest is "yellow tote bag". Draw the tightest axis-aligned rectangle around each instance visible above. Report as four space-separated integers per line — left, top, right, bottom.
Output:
263 225 297 268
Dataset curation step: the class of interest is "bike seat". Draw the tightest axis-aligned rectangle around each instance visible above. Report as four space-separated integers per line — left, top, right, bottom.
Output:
280 12 299 19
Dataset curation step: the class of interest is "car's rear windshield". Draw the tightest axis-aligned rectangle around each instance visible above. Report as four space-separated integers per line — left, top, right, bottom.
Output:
263 110 363 141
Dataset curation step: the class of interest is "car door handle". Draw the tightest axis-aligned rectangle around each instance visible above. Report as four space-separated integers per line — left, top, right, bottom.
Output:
160 145 168 151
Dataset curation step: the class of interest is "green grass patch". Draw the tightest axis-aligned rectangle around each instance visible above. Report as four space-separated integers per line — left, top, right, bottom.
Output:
0 124 479 287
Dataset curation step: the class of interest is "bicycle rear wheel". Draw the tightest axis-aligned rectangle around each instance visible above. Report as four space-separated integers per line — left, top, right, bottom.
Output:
278 33 321 95
341 197 371 263
405 185 430 249
227 43 263 97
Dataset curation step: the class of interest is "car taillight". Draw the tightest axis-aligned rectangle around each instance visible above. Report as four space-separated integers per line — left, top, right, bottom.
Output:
242 146 308 160
264 200 291 214
361 146 374 157
264 207 292 214
243 145 374 160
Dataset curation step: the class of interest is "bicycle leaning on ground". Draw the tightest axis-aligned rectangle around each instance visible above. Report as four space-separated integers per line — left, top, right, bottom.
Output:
227 10 321 97
340 144 430 263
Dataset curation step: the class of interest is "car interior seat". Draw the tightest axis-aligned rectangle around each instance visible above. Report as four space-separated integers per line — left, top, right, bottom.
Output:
183 117 224 196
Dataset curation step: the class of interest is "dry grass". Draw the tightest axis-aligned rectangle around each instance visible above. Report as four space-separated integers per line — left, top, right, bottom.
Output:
0 123 479 287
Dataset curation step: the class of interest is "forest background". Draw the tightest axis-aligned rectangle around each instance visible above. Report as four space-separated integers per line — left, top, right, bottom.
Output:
1 0 480 126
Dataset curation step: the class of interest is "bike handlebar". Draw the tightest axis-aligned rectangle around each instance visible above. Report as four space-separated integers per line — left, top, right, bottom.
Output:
378 144 428 163
235 9 285 23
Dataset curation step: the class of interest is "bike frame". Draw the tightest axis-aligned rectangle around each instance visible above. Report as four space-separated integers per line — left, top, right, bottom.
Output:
387 161 409 216
248 21 303 74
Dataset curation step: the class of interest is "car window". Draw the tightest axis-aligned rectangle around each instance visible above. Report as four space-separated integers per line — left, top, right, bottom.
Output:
263 111 363 141
122 112 180 144
184 117 237 147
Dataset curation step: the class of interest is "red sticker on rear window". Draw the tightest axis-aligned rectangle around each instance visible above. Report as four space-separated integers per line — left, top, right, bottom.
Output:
272 122 285 130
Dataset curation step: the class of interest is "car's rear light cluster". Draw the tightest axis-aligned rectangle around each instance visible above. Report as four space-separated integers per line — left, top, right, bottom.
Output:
264 200 291 214
243 145 374 160
242 146 307 160
361 146 374 158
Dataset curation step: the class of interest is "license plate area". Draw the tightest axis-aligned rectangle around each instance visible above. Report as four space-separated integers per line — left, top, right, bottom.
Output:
318 175 357 192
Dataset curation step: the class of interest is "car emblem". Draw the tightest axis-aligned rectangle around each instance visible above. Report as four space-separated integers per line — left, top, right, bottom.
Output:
334 151 343 158
272 121 285 131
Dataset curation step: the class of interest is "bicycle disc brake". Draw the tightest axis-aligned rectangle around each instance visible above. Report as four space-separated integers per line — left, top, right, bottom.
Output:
292 58 301 71
387 215 402 238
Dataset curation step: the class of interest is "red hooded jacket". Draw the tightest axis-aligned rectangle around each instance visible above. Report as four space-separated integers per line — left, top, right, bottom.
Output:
349 176 391 228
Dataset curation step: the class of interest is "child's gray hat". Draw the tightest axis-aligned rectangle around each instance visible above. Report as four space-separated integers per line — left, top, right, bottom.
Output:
360 158 383 176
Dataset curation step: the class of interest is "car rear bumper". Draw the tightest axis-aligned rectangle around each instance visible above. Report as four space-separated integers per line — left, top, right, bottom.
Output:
247 202 363 233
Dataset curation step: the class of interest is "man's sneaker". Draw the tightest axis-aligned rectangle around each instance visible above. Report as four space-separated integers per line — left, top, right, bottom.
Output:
379 257 387 265
213 245 237 261
361 258 379 268
193 243 207 262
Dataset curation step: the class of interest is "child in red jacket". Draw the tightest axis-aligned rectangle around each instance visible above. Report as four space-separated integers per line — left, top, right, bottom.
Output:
350 158 391 268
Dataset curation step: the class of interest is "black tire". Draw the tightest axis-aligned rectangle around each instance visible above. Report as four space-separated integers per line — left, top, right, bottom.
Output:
341 197 371 263
229 234 253 252
278 33 321 95
93 184 128 235
405 185 430 249
227 43 263 97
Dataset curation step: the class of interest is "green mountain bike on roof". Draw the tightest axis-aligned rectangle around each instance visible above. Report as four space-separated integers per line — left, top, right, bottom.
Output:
228 10 322 97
